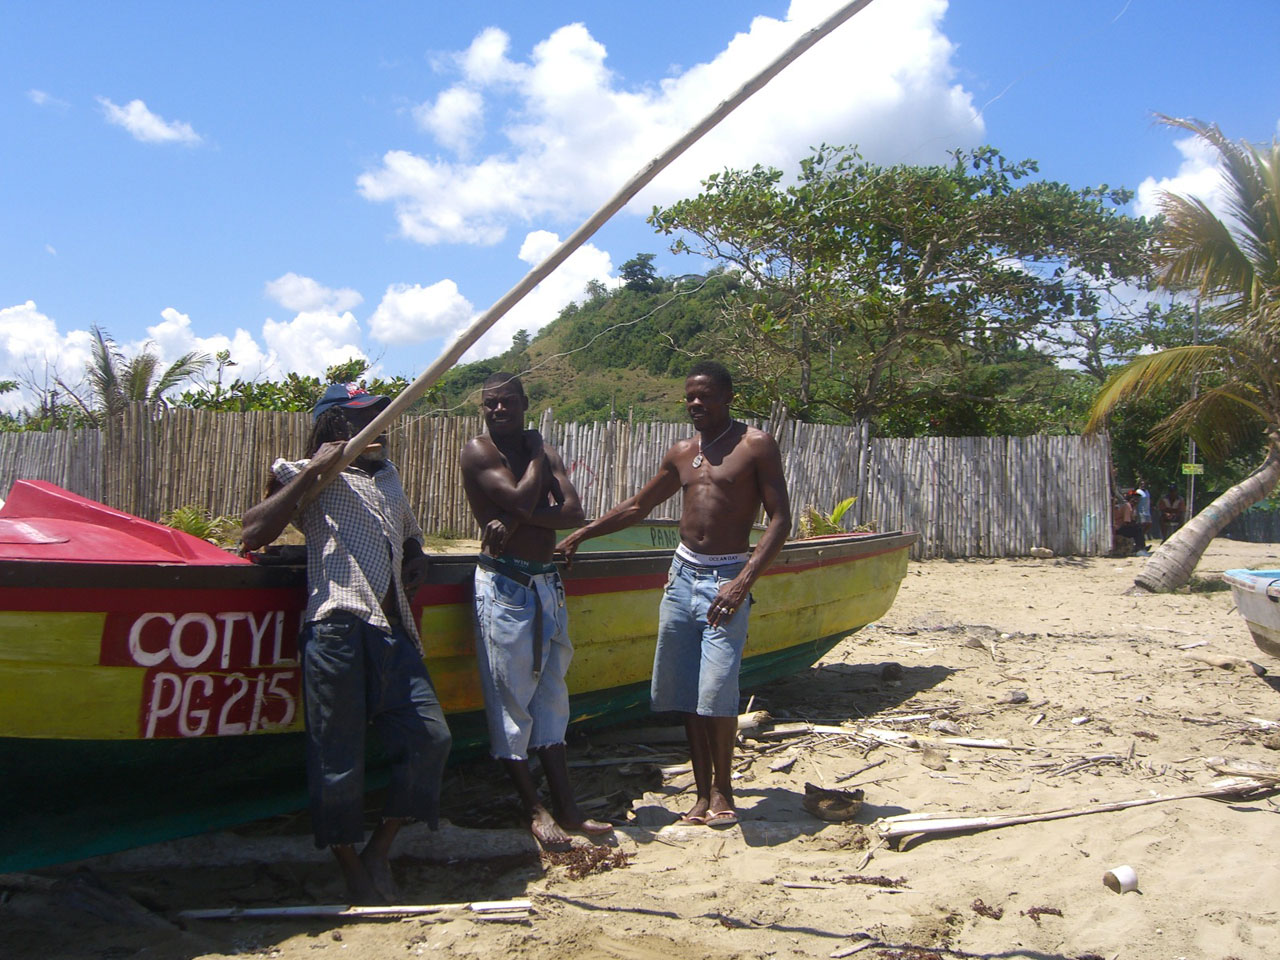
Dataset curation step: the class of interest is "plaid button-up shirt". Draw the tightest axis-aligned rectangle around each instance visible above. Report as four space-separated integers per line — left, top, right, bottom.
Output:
273 458 425 644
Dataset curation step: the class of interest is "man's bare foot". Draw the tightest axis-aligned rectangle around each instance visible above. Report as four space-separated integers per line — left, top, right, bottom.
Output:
359 846 401 904
530 806 572 849
332 845 386 906
559 815 614 836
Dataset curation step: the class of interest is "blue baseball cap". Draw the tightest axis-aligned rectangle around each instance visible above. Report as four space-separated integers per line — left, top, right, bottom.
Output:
311 383 390 421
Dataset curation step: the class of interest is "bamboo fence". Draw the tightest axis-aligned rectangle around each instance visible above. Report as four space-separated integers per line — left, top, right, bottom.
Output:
0 428 103 501
0 405 1113 558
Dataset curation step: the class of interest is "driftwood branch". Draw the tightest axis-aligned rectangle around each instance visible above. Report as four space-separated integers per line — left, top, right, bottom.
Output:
179 899 534 921
1184 651 1267 676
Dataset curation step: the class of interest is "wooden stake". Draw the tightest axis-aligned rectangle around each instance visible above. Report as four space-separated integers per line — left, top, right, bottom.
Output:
178 899 533 921
876 778 1273 842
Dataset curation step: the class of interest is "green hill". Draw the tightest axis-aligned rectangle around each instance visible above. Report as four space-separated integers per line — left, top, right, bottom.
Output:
432 268 737 422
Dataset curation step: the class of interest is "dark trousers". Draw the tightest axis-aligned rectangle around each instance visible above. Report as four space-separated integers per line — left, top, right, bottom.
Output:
300 612 452 847
1116 522 1146 552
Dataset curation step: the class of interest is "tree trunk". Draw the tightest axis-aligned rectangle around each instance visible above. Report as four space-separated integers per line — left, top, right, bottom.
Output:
1133 443 1280 593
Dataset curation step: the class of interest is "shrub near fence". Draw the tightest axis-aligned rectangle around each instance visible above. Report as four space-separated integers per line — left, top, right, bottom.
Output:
0 405 1112 559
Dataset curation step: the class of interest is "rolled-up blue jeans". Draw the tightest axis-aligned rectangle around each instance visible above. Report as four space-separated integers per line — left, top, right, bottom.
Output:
300 611 452 848
651 555 750 717
472 563 572 760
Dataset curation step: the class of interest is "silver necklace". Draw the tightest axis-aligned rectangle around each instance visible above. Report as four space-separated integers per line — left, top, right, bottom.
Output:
691 421 735 468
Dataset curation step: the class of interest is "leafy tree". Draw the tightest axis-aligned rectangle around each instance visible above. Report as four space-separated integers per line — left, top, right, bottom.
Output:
1087 117 1280 592
324 357 370 385
59 326 209 424
620 253 661 292
649 144 1156 427
1036 300 1202 384
177 355 414 412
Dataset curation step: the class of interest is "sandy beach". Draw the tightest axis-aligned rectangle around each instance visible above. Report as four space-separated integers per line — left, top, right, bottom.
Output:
6 539 1280 960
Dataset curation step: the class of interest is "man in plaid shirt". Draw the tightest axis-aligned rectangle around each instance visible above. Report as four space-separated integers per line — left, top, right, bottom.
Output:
243 383 451 904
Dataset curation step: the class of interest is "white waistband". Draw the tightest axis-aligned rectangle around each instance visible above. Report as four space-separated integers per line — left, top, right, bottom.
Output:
676 543 749 566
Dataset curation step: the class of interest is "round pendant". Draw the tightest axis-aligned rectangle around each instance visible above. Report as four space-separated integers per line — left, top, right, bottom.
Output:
692 454 704 468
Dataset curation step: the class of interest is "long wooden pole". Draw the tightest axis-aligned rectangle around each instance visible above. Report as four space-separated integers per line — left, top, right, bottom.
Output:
876 778 1271 842
302 0 878 503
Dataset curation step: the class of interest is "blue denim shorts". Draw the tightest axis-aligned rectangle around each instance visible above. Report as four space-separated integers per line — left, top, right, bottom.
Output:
473 564 572 759
651 554 750 716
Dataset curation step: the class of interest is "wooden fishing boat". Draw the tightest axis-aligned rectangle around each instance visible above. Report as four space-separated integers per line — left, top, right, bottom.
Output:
0 479 915 872
1223 568 1280 659
591 518 762 552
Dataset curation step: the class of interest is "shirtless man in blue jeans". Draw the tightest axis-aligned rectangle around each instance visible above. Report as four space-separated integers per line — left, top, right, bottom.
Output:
558 361 791 826
460 372 612 848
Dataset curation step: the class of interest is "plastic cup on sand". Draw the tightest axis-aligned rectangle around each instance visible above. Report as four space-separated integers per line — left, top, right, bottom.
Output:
1103 865 1139 893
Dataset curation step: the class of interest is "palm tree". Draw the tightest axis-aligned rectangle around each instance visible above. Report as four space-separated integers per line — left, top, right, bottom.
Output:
62 325 210 424
1087 117 1280 592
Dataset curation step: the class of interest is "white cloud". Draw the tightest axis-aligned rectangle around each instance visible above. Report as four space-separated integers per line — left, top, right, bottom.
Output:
0 302 95 413
264 273 363 313
27 89 68 109
0 300 378 414
142 308 272 382
360 0 979 247
262 310 366 376
460 231 619 361
97 96 203 145
413 85 485 155
369 280 474 344
1135 132 1227 221
363 232 617 360
44 244 56 256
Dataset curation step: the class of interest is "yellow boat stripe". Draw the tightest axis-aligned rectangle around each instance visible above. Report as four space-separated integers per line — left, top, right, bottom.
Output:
0 662 143 739
0 612 106 666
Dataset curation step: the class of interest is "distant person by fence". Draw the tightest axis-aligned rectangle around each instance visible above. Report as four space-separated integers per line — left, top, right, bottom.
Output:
1113 492 1149 555
1156 483 1185 539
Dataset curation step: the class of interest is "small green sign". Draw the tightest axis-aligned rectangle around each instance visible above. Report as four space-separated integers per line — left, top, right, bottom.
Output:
1181 463 1204 475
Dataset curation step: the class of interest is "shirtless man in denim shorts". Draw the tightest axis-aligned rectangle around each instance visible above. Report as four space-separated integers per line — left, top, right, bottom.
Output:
460 372 612 847
558 361 791 827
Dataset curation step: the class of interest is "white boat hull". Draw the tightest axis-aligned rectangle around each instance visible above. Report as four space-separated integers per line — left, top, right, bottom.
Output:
1224 569 1280 659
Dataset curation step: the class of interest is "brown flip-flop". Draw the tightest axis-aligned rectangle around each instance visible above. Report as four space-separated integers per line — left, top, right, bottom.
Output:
705 810 739 827
676 813 707 826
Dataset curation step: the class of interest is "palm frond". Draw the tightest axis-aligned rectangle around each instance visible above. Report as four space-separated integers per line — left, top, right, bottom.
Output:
1146 383 1267 459
1240 298 1280 349
1155 193 1253 300
121 353 160 403
1153 115 1280 308
1242 140 1280 287
85 325 124 417
150 351 211 403
1084 344 1228 434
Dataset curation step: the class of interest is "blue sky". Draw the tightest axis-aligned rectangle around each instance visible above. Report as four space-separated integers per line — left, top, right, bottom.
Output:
3 0 1278 411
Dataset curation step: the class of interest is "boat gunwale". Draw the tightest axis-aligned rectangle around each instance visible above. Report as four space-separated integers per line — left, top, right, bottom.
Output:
0 530 917 592
1223 568 1280 601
